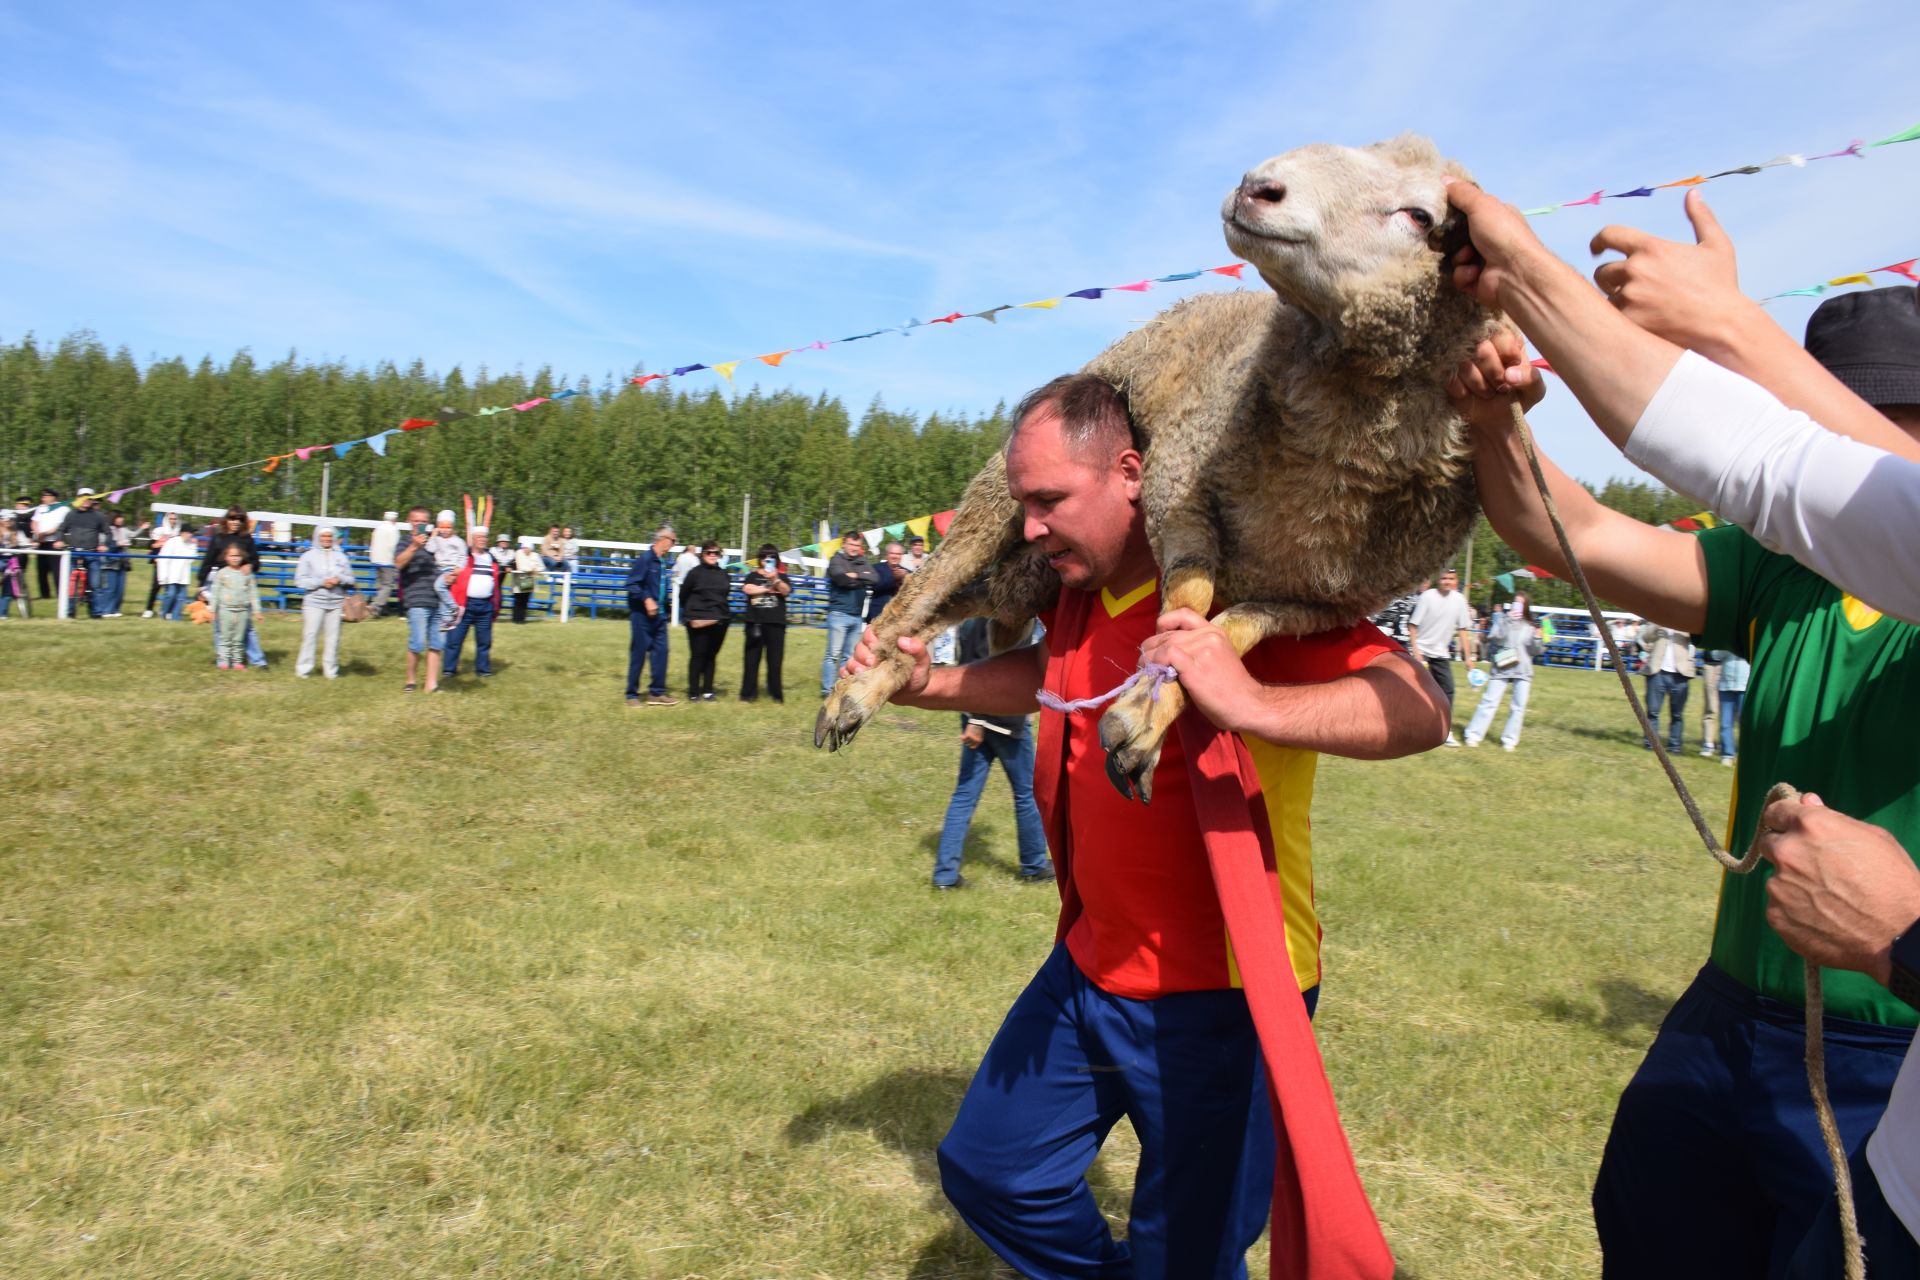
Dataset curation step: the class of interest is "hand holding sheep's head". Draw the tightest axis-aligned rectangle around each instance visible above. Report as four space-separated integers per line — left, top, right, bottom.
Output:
1222 134 1483 372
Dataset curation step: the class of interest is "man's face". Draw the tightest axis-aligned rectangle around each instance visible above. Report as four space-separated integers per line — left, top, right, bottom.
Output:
317 530 334 548
407 508 430 531
654 533 674 553
1005 406 1144 592
844 538 864 557
468 533 487 551
39 492 55 505
885 545 903 565
1438 572 1458 595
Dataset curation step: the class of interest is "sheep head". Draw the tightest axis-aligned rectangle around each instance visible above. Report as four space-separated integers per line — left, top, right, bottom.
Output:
1221 133 1487 376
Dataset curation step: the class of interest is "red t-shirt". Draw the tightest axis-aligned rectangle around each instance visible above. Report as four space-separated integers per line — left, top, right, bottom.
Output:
1038 580 1396 999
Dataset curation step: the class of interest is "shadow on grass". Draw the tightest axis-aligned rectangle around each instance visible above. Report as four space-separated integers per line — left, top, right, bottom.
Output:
1534 978 1673 1047
787 1066 1127 1279
916 831 1021 883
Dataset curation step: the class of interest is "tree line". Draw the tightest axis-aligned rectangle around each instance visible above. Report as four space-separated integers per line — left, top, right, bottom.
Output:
0 332 1009 551
1 330 1697 608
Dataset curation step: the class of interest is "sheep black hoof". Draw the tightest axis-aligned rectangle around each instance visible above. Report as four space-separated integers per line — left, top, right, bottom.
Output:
814 693 868 752
1103 748 1154 804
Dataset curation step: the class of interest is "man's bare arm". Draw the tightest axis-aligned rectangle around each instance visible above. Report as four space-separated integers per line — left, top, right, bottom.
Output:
1141 614 1449 758
1446 180 1920 463
842 628 1046 716
1463 388 1709 635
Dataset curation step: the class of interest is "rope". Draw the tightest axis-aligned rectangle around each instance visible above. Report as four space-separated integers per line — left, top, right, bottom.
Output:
1035 661 1178 714
1506 401 1863 1280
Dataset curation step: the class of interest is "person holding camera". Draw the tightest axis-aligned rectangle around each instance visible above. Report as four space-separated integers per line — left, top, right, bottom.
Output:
739 543 791 703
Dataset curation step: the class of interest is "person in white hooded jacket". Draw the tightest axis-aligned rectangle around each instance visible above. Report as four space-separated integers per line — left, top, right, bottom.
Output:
294 526 355 679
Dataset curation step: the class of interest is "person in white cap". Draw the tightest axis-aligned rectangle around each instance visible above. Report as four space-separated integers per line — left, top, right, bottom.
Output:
425 509 466 631
60 488 112 619
294 525 355 678
367 511 401 616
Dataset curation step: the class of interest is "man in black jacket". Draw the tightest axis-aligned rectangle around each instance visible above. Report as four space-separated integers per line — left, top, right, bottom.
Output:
60 489 112 619
929 617 1053 889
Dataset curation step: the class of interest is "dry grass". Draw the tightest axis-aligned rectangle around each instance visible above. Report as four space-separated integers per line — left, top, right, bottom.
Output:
0 614 1735 1277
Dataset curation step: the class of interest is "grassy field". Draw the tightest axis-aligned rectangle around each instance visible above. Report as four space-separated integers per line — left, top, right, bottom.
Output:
0 613 1737 1278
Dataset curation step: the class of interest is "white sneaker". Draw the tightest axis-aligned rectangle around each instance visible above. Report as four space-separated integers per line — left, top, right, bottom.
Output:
1723 755 1735 768
1503 742 1516 752
1462 736 1481 748
1442 734 1461 748
142 610 154 618
1699 747 1715 758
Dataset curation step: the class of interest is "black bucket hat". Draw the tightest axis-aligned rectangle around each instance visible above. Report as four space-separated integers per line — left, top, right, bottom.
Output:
1805 285 1920 408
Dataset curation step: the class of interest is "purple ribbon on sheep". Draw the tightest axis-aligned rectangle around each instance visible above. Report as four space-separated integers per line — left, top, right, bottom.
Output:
1036 662 1179 714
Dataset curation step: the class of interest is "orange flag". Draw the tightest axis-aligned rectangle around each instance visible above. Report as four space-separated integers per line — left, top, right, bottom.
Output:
757 351 791 367
1655 175 1708 188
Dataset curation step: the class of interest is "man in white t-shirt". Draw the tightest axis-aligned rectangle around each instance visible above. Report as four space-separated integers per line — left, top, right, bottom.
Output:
1406 568 1475 745
368 511 401 616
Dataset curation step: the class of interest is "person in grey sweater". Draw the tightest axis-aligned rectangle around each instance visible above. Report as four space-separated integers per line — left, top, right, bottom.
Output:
294 526 355 679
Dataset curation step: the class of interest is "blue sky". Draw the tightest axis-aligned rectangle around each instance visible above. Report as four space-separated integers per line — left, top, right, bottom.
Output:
1 0 1914 487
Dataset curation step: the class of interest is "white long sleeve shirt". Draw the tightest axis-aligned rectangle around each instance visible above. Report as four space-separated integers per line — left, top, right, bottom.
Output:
1625 349 1920 1243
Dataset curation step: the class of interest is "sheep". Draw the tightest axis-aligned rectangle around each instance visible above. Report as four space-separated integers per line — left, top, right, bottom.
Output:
814 134 1495 799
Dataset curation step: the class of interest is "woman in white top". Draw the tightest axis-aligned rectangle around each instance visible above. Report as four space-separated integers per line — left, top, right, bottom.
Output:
155 523 199 621
293 526 355 678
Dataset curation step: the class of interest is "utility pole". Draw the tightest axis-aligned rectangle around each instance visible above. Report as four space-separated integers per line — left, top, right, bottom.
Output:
320 462 331 518
740 492 751 559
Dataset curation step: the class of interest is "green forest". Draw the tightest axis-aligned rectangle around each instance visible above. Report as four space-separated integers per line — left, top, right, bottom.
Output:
0 331 1702 606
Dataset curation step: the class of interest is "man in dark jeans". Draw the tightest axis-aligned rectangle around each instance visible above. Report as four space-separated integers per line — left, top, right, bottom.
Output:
443 529 502 679
1637 621 1695 752
624 525 678 707
930 617 1052 890
60 489 112 618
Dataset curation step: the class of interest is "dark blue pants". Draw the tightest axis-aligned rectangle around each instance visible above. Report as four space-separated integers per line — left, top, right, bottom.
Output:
1785 1129 1920 1278
1594 963 1912 1279
938 943 1317 1280
626 605 670 697
444 596 497 676
1643 671 1691 751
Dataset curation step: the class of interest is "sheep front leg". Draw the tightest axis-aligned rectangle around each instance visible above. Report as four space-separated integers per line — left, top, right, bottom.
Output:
1095 562 1214 803
1097 592 1357 802
814 461 1022 752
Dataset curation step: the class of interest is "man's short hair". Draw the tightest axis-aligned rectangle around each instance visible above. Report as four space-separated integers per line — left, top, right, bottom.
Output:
653 526 676 541
406 504 431 518
1009 373 1138 456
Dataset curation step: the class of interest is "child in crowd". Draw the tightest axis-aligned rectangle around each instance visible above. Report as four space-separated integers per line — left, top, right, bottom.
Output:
426 509 468 631
205 542 261 669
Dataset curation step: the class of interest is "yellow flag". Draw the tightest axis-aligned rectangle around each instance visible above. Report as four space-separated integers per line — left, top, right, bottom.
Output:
1826 274 1872 287
1020 298 1061 309
821 537 843 558
712 361 739 382
906 515 932 539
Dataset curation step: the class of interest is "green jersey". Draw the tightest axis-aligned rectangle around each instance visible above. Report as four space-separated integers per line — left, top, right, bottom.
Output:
1701 526 1920 1026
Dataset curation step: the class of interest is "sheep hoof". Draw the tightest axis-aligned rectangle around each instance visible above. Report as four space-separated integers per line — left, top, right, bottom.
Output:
1097 668 1183 803
1103 747 1156 804
813 694 868 752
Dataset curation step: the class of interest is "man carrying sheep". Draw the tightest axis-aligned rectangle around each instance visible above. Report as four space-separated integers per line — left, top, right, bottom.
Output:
842 373 1448 1277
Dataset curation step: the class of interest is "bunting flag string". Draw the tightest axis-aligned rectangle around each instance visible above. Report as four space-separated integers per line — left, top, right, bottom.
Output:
1517 119 1918 217
76 117 1918 506
1760 256 1918 303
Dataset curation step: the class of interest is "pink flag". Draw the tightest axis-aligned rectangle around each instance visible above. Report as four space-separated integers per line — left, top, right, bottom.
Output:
1208 264 1247 278
513 398 550 411
149 478 181 495
1113 280 1152 292
295 446 318 461
630 374 667 386
1563 191 1605 208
